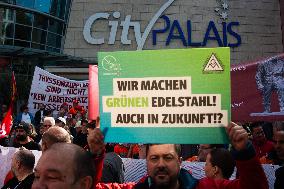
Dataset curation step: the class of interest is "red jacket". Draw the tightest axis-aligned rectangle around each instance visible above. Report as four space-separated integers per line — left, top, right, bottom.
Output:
94 152 268 189
196 156 268 189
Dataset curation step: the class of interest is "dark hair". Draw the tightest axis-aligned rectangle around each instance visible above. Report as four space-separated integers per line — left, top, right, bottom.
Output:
15 122 31 135
16 149 35 171
87 120 96 129
71 145 95 184
209 144 225 149
81 119 88 125
146 144 181 157
209 148 235 179
20 105 28 112
250 121 265 130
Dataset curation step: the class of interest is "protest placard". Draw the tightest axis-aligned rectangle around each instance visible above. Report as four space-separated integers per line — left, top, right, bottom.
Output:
28 67 88 116
98 48 230 144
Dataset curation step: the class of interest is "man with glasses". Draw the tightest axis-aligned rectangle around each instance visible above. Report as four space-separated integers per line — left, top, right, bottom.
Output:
42 117 55 133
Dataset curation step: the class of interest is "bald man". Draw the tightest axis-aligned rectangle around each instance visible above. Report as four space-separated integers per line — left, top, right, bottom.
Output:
41 126 71 152
32 143 94 189
2 149 35 189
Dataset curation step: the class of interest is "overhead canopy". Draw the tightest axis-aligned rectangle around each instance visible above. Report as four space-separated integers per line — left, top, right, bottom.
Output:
0 45 96 65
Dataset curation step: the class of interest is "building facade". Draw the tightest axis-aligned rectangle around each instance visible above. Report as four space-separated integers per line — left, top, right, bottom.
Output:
65 0 283 65
0 0 283 105
0 0 73 104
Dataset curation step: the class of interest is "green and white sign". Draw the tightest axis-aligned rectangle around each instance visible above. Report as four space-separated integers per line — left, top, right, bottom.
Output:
98 48 230 144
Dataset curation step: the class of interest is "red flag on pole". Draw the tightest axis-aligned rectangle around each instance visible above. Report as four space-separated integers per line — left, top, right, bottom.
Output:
0 72 16 138
88 65 99 121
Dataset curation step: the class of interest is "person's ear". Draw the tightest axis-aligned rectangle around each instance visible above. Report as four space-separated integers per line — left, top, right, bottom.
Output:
41 141 48 152
15 160 21 169
213 166 219 175
80 176 93 189
177 156 182 168
179 157 183 165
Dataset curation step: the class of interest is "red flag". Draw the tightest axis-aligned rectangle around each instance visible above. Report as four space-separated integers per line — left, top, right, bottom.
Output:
88 65 99 121
0 72 16 138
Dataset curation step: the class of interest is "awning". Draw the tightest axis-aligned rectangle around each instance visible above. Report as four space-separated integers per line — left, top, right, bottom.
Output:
0 45 96 66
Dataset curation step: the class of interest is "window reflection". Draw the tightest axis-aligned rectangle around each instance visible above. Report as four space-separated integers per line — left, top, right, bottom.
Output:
15 24 31 41
34 14 48 30
14 39 30 47
0 38 13 45
64 0 71 21
0 22 14 38
48 19 63 35
46 46 60 53
16 0 35 9
50 0 66 19
47 32 61 48
34 0 51 13
16 10 33 26
0 1 70 52
32 28 46 44
32 43 46 50
1 0 15 4
0 8 14 22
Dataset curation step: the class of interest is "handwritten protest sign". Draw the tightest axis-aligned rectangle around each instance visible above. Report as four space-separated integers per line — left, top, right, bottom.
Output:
28 67 88 116
98 48 230 144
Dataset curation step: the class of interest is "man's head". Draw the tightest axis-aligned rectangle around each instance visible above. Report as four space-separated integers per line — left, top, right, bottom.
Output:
146 144 182 188
15 123 30 142
55 117 66 128
1 104 7 112
39 104 45 110
41 126 71 152
204 148 235 179
42 117 55 133
197 144 224 162
251 122 266 144
32 143 94 189
81 119 88 134
73 100 79 107
75 120 82 133
20 105 29 114
11 149 35 178
273 130 284 162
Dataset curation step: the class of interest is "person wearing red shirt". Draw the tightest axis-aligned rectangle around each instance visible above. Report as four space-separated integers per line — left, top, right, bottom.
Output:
250 122 274 158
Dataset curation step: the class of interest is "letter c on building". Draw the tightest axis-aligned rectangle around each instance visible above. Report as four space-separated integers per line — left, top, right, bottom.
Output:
83 13 110 44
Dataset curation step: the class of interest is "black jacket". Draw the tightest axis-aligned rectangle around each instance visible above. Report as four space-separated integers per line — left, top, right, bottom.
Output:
1 173 34 189
134 168 198 189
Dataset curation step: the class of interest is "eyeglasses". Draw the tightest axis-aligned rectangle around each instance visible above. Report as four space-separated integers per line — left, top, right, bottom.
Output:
43 124 52 127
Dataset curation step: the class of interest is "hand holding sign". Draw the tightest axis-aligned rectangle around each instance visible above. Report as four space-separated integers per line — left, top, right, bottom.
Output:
226 122 248 151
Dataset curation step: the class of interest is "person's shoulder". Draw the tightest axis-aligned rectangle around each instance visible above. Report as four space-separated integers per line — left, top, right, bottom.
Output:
197 177 234 188
1 176 19 189
179 168 198 189
26 141 41 150
19 173 34 188
266 140 274 147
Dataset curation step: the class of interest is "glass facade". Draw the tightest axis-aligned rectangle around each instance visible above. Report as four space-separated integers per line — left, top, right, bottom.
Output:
0 0 72 53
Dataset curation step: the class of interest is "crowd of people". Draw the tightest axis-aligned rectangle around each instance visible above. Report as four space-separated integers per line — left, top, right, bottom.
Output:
0 100 283 189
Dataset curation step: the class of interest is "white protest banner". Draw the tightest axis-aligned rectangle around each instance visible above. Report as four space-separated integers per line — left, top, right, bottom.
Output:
28 67 88 116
